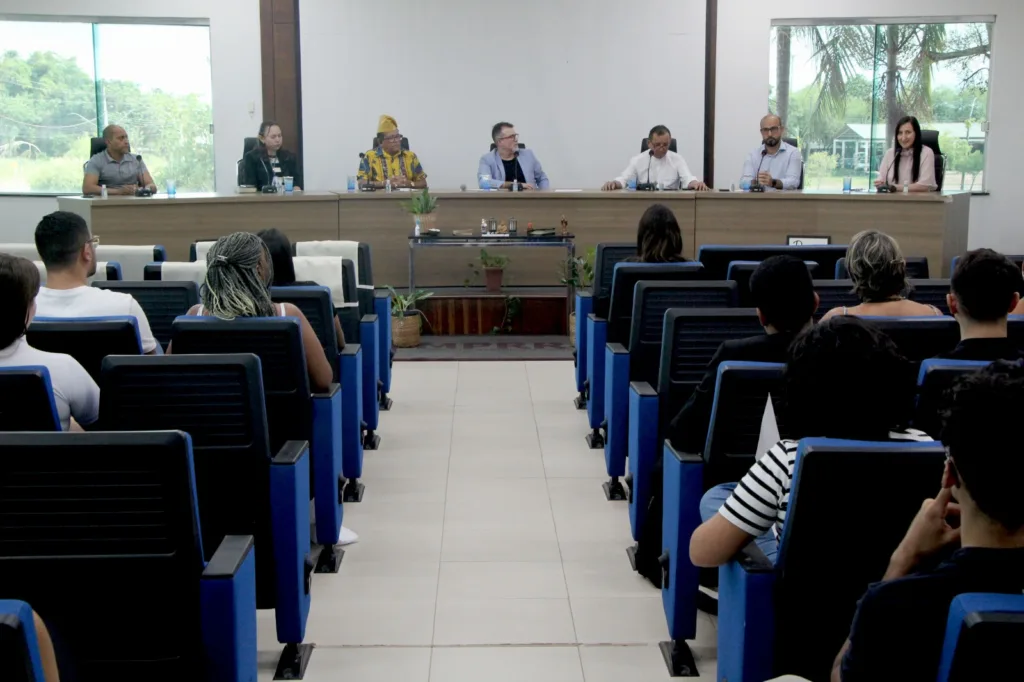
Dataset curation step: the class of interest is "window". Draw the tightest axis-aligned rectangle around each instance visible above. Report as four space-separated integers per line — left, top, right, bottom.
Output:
770 19 992 192
0 19 214 194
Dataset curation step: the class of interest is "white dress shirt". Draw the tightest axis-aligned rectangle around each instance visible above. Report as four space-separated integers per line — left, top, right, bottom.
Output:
615 150 697 190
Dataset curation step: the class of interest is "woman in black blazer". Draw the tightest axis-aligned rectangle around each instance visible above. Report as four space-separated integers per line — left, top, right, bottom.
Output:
243 121 302 190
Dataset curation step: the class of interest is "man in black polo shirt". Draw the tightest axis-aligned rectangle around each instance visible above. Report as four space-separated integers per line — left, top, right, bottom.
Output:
937 248 1023 361
833 360 1024 682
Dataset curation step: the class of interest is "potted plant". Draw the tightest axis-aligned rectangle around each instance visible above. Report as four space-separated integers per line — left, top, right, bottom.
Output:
467 249 510 292
403 188 439 231
559 248 595 346
387 286 433 348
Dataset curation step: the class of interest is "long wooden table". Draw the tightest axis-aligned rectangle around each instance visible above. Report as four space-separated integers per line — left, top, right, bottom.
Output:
58 189 970 285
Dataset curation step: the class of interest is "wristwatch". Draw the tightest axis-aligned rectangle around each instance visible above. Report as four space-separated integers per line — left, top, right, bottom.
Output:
773 179 783 190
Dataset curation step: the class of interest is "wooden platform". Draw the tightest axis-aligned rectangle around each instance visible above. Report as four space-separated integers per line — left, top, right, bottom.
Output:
418 287 569 336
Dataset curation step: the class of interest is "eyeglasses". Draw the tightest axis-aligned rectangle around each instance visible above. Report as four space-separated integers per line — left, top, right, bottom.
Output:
499 133 519 142
760 126 782 134
649 142 671 149
87 235 100 246
381 134 402 142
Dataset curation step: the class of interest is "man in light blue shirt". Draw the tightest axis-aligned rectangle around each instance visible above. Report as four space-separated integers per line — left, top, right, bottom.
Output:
741 115 803 190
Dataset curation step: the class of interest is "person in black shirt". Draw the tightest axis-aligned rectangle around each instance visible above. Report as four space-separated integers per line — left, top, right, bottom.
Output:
833 360 1024 682
937 248 1023 362
243 121 302 191
626 203 691 264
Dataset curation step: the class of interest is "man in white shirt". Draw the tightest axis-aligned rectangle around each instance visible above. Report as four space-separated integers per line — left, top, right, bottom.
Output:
33 211 158 354
601 125 709 191
740 114 803 190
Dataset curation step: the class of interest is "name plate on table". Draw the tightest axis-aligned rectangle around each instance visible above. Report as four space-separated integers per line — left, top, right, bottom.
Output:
787 235 831 246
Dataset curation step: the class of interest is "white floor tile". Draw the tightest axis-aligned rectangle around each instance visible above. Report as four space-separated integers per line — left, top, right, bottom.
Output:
298 646 432 682
580 644 718 682
441 522 562 562
429 646 583 682
360 450 450 480
543 452 609 478
433 598 577 645
570 597 670 644
437 561 568 600
306 597 437 646
562 560 660 600
447 450 546 478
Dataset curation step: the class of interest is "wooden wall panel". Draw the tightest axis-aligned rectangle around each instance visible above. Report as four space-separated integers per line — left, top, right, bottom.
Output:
260 0 304 177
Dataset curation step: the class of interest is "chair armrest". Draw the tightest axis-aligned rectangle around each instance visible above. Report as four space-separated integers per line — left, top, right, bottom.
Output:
717 544 777 682
587 313 606 324
269 440 313 644
603 342 632 477
359 316 380 430
311 384 344 545
665 439 704 465
312 382 341 400
627 381 659 539
607 342 628 355
586 315 609 430
374 289 391 300
360 313 379 325
340 343 361 358
661 437 706 641
339 343 364 480
574 293 594 389
373 293 393 393
577 291 593 300
200 534 257 682
629 380 657 398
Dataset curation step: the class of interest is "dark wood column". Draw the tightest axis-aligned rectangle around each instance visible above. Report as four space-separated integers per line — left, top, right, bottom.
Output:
703 0 718 187
260 0 304 175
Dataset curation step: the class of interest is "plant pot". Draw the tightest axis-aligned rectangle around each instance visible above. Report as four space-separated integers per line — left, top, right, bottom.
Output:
484 267 504 292
415 212 437 231
392 314 422 348
569 312 576 347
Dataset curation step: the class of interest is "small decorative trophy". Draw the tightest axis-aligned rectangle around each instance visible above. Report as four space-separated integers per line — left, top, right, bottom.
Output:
560 215 569 236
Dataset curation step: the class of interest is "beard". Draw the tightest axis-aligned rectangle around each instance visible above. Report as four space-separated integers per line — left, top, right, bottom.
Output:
765 136 780 147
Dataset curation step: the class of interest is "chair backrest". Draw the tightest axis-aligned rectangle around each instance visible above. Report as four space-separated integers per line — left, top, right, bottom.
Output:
243 136 259 157
921 129 945 191
95 245 167 280
703 361 786 485
271 286 339 377
89 137 107 157
291 255 351 310
907 278 951 314
628 281 738 385
656 309 765 420
781 137 804 189
1009 316 1024 346
189 240 217 263
26 317 142 382
726 260 819 308
374 135 411 150
591 243 636 318
0 600 45 682
34 260 122 284
0 430 207 677
774 438 947 679
607 263 705 345
698 245 848 281
0 244 38 260
294 241 373 316
170 318 312 454
640 138 678 153
0 368 61 432
835 256 930 280
914 358 990 439
861 316 960 364
938 593 1024 682
812 280 859 320
145 262 208 285
92 281 199 351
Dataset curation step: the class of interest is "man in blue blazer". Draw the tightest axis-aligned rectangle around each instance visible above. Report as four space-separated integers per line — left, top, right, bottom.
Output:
478 122 550 189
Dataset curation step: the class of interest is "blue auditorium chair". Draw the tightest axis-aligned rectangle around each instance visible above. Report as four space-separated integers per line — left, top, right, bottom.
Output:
272 285 365 501
144 261 207 285
574 242 634 409
698 244 848 281
95 244 167 280
861 316 960 365
168 319 347 553
914 358 990 439
714 438 945 682
906 278 952 314
726 260 818 308
836 255 929 280
93 280 199 351
811 280 859 320
0 600 46 681
937 593 1024 682
26 316 144 381
0 367 61 432
654 361 784 675
0 430 259 681
602 281 737 500
374 288 393 410
586 262 704 449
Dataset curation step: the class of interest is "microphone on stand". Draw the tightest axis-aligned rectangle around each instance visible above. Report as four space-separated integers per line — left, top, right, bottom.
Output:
637 149 657 191
134 155 152 196
750 149 768 193
876 150 898 193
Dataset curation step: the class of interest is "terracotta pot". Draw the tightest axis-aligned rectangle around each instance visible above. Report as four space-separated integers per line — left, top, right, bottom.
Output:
569 312 576 347
392 314 422 348
484 267 504 292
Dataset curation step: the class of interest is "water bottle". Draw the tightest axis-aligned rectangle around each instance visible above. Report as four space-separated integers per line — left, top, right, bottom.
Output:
903 180 909 195
480 219 487 236
512 179 520 192
385 177 392 193
414 217 421 236
100 184 108 199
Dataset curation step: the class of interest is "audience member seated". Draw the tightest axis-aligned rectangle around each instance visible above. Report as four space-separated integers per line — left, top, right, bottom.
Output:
627 204 691 263
689 316 929 567
176 231 333 393
33 211 158 354
0 254 99 431
938 248 1023 361
669 255 818 454
832 360 1024 682
257 227 345 350
821 230 942 320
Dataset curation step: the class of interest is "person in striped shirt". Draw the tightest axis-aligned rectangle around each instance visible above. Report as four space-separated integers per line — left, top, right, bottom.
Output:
689 316 931 567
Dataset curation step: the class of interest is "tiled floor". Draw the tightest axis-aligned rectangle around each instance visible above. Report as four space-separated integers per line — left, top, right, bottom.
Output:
257 361 718 681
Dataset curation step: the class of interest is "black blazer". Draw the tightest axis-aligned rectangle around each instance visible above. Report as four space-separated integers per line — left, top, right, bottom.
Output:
668 331 795 455
242 148 302 190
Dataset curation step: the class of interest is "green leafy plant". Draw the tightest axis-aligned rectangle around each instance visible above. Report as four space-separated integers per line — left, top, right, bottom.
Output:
465 249 510 285
403 188 439 215
387 286 434 318
491 295 522 334
559 247 596 289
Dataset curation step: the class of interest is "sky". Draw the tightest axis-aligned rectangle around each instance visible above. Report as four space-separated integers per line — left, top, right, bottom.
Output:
0 20 212 102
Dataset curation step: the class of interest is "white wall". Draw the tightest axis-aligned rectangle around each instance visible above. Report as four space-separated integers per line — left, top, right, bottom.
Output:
715 1 1023 252
0 0 263 241
299 0 706 190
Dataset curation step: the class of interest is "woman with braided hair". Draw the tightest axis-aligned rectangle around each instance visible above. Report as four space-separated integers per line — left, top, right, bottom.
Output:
178 231 333 392
821 230 942 320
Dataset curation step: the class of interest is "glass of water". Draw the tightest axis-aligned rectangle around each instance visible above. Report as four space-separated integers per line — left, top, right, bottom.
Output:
479 173 492 190
627 177 637 191
740 178 752 191
347 176 356 192
842 176 853 193
165 179 176 197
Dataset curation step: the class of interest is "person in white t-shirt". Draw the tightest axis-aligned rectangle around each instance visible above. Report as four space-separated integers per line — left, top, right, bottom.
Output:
601 125 709 192
33 211 158 354
0 253 99 431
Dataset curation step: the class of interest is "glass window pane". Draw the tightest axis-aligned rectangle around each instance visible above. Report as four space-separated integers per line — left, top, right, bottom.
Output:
0 21 98 193
94 23 215 192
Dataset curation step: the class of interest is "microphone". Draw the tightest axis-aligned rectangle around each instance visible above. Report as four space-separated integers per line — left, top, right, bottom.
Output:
637 149 657 191
750 149 768 193
134 155 152 196
877 151 897 193
460 184 467 192
512 150 524 191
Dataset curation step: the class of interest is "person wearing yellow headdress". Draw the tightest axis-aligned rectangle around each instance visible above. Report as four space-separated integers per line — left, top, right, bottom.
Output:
357 115 428 189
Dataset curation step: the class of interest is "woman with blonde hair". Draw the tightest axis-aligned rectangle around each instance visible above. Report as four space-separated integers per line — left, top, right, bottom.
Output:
821 230 941 320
